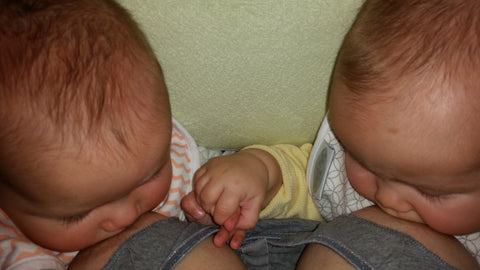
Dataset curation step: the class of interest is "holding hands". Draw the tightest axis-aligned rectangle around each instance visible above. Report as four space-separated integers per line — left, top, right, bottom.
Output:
181 149 282 249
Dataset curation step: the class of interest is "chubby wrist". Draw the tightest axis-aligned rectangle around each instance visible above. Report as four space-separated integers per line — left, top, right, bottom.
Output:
238 148 283 209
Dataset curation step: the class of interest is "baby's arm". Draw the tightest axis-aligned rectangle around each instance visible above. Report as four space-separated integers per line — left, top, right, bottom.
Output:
181 148 282 249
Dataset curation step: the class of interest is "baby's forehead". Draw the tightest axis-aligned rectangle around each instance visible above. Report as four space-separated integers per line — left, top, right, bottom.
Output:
341 73 480 128
331 80 480 172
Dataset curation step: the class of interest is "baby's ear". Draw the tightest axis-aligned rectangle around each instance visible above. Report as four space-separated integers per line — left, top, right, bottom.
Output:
117 0 362 149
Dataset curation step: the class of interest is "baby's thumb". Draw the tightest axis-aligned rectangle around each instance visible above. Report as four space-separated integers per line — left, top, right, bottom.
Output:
181 192 205 220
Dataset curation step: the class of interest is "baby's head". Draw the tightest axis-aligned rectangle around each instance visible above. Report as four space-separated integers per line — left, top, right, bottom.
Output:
0 0 173 251
329 0 480 235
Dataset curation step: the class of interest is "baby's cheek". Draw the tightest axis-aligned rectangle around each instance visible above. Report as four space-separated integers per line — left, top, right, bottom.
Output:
417 198 477 235
140 174 171 211
344 154 376 199
23 220 100 252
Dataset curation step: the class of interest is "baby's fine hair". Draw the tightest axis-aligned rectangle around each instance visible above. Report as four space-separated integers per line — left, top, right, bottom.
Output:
0 0 168 179
336 0 480 98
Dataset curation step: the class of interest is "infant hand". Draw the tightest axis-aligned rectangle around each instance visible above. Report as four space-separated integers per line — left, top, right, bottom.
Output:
192 152 268 232
182 192 246 249
184 149 280 250
215 225 247 250
181 192 214 225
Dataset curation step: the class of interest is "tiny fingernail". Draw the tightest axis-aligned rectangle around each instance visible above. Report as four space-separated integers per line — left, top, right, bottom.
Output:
195 209 205 218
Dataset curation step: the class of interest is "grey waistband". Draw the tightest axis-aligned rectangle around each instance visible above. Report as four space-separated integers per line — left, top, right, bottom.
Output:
103 215 457 270
295 215 458 270
103 218 219 270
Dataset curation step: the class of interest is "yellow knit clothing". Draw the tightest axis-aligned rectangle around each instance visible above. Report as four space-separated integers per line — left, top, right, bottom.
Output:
247 144 324 222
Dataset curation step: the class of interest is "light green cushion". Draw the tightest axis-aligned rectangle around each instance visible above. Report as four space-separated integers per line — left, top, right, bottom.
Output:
118 0 362 149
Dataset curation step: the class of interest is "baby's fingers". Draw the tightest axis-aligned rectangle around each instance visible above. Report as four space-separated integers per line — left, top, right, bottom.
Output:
210 189 243 226
192 166 209 196
229 230 246 250
223 209 241 232
181 192 205 221
213 227 246 250
213 226 235 248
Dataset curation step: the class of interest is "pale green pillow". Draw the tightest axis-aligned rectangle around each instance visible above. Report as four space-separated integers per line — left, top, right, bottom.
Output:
118 0 362 149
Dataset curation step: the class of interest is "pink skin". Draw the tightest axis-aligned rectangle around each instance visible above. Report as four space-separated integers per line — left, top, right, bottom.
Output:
0 112 173 252
181 149 282 249
329 77 480 236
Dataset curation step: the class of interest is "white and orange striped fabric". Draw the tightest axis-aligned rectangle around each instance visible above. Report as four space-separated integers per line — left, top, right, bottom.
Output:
155 119 200 221
0 118 200 270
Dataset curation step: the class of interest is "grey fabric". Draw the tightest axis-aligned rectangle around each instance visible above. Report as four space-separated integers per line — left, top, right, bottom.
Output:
102 218 318 270
102 218 219 270
234 219 319 269
238 216 458 270
103 216 458 270
304 215 458 270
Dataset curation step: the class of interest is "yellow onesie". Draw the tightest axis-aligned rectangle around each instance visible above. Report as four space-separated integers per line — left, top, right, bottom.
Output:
247 144 324 222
